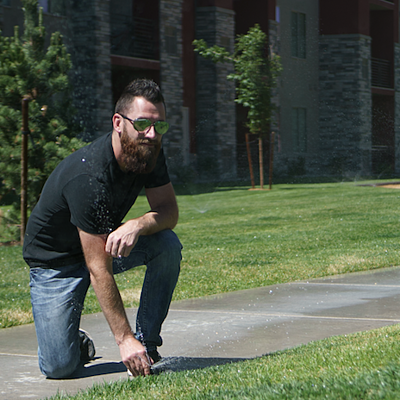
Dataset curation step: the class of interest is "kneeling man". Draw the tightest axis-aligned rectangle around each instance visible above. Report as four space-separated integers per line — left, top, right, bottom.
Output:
23 79 181 378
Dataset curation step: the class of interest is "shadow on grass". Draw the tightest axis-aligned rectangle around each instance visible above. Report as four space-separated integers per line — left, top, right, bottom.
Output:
63 357 247 379
172 176 372 196
150 356 247 375
174 182 251 196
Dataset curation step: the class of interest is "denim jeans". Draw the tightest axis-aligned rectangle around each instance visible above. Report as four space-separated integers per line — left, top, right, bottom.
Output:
29 229 182 378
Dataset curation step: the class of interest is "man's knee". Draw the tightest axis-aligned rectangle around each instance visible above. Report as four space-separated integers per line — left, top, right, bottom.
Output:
38 343 81 379
40 356 80 379
159 230 182 259
146 230 181 279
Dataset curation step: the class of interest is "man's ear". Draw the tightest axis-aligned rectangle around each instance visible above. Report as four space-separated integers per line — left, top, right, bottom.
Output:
112 113 123 135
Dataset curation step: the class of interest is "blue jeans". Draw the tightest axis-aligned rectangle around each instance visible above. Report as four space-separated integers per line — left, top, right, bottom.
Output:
29 230 182 378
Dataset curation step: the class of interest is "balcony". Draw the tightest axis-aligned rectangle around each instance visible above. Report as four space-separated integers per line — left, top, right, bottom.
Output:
371 57 392 88
110 14 159 60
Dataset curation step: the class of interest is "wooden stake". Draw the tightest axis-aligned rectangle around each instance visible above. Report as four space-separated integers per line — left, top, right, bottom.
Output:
269 131 276 190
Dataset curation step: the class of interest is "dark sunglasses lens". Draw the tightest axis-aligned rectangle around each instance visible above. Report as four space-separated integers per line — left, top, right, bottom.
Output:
133 119 152 132
155 122 169 135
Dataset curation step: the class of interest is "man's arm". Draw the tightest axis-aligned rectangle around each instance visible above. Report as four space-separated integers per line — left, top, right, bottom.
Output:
105 182 178 258
78 229 152 376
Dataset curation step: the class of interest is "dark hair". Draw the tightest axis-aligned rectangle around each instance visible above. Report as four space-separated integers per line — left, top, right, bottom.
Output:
115 79 165 114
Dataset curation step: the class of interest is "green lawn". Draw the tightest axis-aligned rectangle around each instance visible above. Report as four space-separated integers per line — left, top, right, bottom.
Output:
1 180 400 328
2 179 400 398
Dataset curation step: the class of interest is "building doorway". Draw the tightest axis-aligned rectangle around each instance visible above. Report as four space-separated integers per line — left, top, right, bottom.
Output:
371 94 395 175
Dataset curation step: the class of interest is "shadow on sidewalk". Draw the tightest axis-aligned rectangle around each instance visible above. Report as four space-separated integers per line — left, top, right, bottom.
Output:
59 356 247 380
60 361 127 379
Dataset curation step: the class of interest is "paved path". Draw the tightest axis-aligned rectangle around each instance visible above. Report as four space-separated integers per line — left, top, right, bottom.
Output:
1 266 400 399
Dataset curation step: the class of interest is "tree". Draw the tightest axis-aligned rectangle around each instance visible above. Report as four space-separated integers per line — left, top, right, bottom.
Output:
0 0 85 239
193 24 282 188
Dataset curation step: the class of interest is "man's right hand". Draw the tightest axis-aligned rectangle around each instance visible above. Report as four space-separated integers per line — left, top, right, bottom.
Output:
118 335 153 377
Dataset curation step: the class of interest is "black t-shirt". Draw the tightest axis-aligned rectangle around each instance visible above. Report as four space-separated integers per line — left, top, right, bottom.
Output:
23 132 170 268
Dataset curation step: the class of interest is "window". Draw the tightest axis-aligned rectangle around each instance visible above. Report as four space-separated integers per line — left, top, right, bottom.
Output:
38 0 49 12
291 12 306 58
292 108 307 152
38 0 66 15
49 0 66 15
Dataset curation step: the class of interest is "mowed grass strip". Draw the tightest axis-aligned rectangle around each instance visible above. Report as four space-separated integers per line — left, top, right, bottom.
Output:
47 324 400 399
173 181 400 299
1 180 400 327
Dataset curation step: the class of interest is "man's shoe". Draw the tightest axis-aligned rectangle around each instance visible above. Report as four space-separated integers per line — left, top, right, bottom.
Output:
79 329 96 361
133 332 162 364
147 350 162 364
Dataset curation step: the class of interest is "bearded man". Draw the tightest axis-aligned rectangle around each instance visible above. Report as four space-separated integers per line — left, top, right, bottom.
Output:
23 79 182 379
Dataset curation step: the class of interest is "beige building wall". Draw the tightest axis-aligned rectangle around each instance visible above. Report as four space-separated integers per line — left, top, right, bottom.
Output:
275 0 320 176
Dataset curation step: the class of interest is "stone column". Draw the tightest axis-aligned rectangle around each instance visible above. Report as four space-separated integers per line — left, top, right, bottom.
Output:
394 43 400 174
268 18 281 179
195 5 236 181
0 6 3 32
319 34 372 176
93 0 112 136
159 0 184 178
68 0 112 140
269 19 280 134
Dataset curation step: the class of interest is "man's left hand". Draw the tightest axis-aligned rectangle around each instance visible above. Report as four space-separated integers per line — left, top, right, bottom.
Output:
105 220 140 258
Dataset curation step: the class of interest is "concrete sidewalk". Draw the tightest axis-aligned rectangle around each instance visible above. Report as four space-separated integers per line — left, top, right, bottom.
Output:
2 266 400 399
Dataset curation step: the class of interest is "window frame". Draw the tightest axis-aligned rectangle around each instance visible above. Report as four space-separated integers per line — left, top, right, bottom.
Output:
291 11 306 59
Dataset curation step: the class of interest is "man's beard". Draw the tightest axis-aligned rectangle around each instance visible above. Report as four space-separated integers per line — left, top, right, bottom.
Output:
120 127 161 174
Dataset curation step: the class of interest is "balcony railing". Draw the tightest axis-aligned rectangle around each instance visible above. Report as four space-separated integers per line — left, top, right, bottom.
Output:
371 57 392 88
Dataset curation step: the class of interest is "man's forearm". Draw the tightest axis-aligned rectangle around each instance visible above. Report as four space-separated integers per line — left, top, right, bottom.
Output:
89 264 133 345
89 261 152 376
78 228 134 344
129 206 177 236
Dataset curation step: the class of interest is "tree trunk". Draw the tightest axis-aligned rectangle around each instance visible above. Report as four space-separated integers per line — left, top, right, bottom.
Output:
269 131 275 190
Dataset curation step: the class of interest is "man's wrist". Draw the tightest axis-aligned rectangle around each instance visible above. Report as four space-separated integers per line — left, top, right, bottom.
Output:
115 330 135 346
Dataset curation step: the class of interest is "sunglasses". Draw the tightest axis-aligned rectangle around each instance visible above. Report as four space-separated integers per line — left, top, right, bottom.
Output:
119 113 169 135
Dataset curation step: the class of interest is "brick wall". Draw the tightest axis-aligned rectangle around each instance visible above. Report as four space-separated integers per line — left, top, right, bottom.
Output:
394 43 400 174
